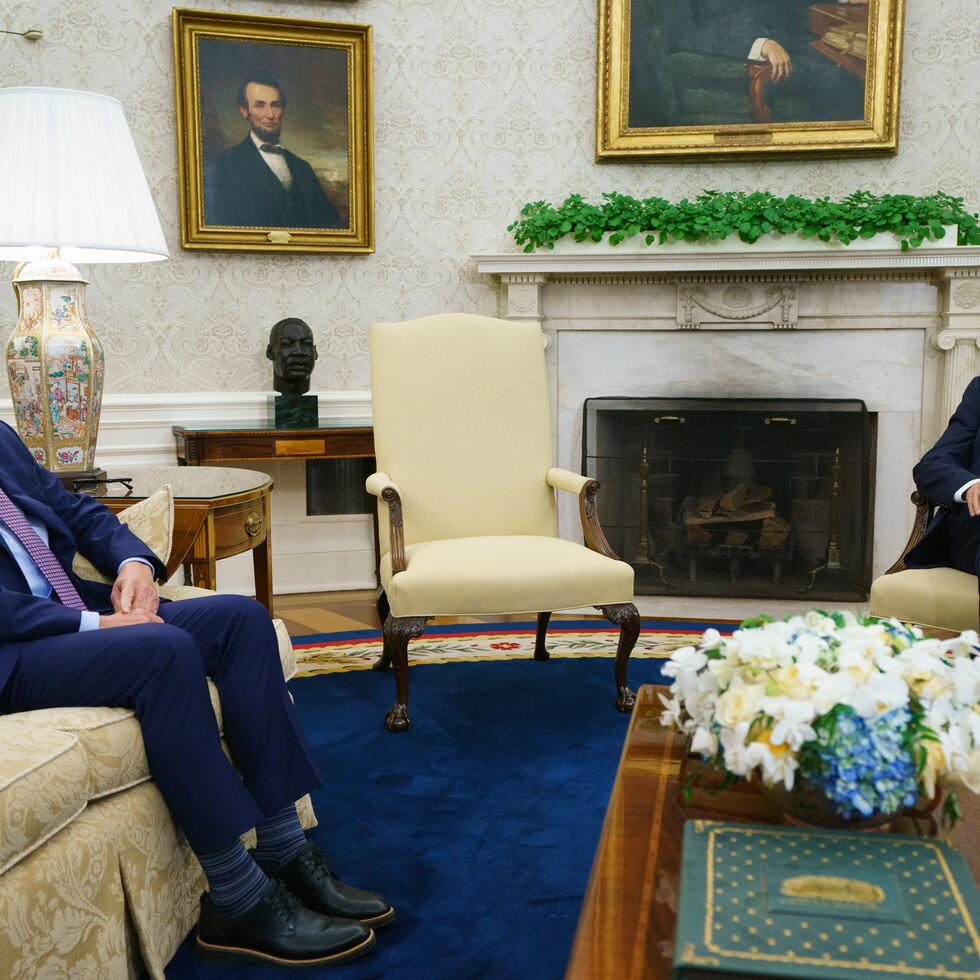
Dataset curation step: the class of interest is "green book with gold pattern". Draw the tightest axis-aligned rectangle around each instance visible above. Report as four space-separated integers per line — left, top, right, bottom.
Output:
673 820 980 980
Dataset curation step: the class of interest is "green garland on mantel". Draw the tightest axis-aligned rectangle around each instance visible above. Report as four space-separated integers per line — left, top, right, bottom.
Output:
508 190 980 253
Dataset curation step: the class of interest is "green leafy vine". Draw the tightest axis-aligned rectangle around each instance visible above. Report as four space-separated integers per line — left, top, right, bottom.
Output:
507 190 980 253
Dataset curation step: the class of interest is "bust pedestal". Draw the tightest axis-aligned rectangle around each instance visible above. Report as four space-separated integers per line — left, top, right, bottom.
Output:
270 394 319 428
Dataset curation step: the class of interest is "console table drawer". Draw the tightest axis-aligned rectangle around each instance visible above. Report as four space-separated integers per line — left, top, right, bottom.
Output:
174 425 375 464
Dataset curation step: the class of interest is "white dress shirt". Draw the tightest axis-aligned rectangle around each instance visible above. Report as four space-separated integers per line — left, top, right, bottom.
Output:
0 507 153 631
251 131 294 191
955 479 980 503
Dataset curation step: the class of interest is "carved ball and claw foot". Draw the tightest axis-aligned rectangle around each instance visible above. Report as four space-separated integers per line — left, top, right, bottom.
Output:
616 685 637 713
384 704 410 732
597 602 640 714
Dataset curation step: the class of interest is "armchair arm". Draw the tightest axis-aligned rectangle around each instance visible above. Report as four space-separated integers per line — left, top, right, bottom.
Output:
365 471 407 574
884 491 933 574
546 468 620 560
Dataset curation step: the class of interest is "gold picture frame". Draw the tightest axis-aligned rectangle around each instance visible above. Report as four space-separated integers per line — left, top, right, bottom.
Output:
596 0 904 162
173 8 373 253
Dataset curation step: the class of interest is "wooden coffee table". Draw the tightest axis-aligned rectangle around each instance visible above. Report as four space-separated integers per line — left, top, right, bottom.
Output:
565 685 980 979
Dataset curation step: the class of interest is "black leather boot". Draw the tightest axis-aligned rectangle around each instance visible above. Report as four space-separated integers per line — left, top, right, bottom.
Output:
196 880 375 967
257 841 395 928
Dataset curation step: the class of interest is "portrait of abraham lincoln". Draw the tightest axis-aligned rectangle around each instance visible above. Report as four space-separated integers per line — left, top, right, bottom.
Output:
173 9 374 253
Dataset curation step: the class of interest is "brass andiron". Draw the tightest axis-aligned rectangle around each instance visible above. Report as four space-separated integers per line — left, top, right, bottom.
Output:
800 447 855 594
634 441 676 589
634 443 651 565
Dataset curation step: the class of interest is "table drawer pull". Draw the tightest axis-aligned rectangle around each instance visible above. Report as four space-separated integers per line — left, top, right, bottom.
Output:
244 512 263 537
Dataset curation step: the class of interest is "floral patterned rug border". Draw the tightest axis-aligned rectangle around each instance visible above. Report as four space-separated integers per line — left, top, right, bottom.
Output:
293 619 734 676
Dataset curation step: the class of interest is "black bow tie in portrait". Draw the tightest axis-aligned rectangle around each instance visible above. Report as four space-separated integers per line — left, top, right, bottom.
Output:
260 143 285 154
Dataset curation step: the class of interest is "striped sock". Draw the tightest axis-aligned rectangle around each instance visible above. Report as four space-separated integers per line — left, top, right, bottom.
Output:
197 840 270 917
253 805 308 868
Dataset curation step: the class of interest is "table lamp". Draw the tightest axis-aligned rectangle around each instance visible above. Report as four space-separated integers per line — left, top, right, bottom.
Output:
0 87 168 482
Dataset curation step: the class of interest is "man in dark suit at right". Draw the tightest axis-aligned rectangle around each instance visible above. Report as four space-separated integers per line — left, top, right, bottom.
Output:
205 74 342 229
907 377 980 594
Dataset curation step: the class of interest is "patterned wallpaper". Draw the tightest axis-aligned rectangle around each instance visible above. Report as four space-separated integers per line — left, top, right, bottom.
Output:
2 0 979 395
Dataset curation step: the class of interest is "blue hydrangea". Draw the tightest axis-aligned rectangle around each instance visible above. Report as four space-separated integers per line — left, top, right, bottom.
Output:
800 706 920 819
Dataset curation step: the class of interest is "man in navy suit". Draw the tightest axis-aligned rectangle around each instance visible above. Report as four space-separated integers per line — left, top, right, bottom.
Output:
0 421 389 968
204 75 342 229
908 377 980 584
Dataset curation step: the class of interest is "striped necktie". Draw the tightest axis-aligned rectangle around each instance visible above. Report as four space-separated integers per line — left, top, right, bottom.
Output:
0 484 87 610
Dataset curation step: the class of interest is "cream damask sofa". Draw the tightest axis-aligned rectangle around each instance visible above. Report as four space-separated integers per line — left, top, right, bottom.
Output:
0 488 316 979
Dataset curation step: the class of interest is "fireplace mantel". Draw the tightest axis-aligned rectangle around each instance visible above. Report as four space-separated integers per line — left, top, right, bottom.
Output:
475 245 980 277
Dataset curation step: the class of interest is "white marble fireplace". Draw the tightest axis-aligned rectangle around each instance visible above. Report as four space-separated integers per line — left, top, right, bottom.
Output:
476 245 980 585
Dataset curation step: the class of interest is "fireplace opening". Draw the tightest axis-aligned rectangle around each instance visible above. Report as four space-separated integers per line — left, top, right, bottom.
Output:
583 398 875 601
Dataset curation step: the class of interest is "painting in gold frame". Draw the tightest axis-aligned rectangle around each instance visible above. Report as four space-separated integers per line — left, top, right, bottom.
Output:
173 8 373 253
597 0 904 161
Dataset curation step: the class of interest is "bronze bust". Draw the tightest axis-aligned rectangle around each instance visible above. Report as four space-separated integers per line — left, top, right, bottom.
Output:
267 317 318 396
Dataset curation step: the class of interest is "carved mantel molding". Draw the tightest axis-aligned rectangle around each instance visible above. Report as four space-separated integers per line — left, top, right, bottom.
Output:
477 249 980 426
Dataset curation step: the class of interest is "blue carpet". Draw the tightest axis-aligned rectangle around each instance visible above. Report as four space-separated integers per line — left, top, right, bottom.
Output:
165 655 670 979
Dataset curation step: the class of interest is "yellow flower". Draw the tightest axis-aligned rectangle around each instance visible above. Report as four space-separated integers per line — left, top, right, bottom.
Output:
919 740 946 800
771 666 812 700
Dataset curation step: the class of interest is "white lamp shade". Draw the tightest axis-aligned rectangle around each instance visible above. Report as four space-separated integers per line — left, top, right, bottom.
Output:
0 87 168 263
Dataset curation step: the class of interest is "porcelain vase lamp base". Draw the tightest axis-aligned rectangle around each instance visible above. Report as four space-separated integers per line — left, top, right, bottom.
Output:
6 256 106 479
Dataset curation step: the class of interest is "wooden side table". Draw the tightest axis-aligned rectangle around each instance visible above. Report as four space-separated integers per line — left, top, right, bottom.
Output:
96 466 274 613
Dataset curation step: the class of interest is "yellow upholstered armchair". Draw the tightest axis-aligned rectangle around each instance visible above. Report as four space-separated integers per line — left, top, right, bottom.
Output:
869 491 980 633
366 313 639 731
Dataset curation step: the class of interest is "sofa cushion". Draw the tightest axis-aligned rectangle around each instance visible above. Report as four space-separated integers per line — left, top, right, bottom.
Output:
0 722 88 874
72 485 174 584
870 566 980 633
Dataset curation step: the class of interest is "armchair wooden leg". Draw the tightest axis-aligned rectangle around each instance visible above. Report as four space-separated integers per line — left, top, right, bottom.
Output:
381 615 428 732
534 612 552 660
597 602 640 713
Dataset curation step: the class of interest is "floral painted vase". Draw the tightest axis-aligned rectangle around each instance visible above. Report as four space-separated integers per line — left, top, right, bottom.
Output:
7 259 104 473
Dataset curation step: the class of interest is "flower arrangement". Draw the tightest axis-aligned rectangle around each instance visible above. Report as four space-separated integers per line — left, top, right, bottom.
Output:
508 190 980 252
660 611 980 825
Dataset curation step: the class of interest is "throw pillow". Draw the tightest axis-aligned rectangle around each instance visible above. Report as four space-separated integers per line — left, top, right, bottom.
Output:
72 485 174 584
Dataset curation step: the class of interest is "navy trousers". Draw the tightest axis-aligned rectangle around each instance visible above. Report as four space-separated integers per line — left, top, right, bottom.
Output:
0 595 322 853
936 506 980 580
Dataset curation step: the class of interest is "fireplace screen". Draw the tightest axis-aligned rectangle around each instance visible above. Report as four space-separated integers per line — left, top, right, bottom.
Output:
583 398 874 601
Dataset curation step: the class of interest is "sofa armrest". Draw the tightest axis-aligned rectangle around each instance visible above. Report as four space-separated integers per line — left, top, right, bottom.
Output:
885 491 934 574
365 471 407 573
546 468 619 560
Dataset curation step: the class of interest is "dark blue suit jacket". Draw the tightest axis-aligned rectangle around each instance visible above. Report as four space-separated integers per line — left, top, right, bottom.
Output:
204 136 342 229
907 376 980 568
0 421 167 693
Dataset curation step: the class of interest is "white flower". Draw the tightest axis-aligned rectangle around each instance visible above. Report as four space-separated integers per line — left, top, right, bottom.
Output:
691 726 718 757
851 672 909 719
716 676 767 728
747 739 799 791
663 646 706 678
719 722 753 776
949 748 980 794
658 693 683 730
764 699 817 752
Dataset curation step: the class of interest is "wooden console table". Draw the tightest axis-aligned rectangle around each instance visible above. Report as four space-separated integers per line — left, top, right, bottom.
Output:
96 466 274 613
174 421 374 466
565 685 980 979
